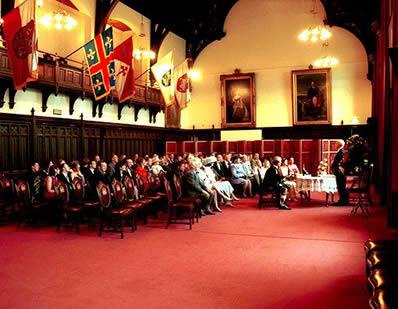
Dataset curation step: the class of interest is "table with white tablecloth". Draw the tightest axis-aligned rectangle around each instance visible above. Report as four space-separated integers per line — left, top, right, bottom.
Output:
295 174 338 205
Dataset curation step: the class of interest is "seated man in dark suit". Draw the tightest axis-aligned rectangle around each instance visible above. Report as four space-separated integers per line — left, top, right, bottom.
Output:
213 154 225 179
82 160 97 199
182 158 215 216
27 161 45 202
262 156 290 210
96 162 112 186
222 153 233 178
57 163 74 192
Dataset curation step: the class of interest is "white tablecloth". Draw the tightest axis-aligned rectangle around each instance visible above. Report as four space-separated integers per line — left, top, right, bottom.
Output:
296 175 337 193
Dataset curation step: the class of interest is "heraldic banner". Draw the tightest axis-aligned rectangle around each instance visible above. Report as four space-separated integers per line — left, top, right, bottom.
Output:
174 59 191 109
2 0 39 90
83 27 116 100
151 51 174 105
114 37 134 103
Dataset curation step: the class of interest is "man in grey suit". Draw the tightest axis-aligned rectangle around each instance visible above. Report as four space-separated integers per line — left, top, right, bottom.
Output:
182 159 215 215
108 153 119 179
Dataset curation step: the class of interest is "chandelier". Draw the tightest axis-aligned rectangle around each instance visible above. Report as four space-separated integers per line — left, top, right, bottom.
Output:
313 56 339 67
298 26 332 42
39 10 77 30
298 0 332 43
133 49 156 60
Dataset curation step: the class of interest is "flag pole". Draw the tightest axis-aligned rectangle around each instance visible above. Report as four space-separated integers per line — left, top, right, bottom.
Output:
134 68 151 81
63 45 84 61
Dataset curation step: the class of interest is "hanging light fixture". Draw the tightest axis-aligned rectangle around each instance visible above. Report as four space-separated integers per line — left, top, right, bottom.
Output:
298 0 332 43
133 48 156 60
313 55 339 67
39 10 77 30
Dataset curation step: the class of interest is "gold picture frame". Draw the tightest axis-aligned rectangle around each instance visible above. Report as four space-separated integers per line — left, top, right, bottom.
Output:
220 70 256 128
292 68 331 125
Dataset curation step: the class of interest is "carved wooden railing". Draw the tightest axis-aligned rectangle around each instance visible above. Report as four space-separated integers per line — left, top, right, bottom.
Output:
0 47 164 122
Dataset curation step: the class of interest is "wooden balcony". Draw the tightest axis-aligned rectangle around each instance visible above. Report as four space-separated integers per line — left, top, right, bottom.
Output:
0 47 164 122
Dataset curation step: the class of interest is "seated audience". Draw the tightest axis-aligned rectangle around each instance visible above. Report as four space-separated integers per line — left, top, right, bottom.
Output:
115 159 128 183
263 156 291 210
57 163 73 192
279 158 297 201
223 153 233 178
203 156 238 207
94 155 101 165
213 154 225 178
197 159 222 212
96 162 111 185
151 158 165 176
83 160 97 199
43 165 60 201
125 159 135 179
27 162 45 202
135 158 149 191
242 154 257 195
108 154 119 178
70 161 85 183
182 159 215 216
288 157 300 174
230 156 253 197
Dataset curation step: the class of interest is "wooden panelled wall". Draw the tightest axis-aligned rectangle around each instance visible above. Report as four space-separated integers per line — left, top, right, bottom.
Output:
0 112 368 175
166 139 343 175
0 113 195 173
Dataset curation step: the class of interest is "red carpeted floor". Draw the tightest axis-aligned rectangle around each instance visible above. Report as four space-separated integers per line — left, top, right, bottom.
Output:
0 195 396 309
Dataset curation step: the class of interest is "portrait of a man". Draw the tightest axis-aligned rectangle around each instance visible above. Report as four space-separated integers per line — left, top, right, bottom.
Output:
220 71 255 128
292 68 331 125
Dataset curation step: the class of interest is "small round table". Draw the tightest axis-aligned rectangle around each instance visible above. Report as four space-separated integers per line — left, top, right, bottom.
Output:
295 174 338 206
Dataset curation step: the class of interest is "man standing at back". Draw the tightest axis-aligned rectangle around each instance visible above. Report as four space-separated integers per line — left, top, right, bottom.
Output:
331 140 349 206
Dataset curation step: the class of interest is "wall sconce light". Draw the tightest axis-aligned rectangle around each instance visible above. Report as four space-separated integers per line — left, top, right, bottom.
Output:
351 116 359 125
188 69 202 81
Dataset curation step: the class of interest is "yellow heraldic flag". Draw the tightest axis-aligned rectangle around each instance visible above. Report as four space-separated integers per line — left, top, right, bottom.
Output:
174 59 191 109
151 51 174 105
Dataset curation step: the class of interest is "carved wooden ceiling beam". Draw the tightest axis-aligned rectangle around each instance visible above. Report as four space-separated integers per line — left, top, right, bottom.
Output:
95 0 120 35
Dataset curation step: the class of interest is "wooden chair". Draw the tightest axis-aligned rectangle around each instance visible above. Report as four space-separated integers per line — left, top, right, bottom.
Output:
55 181 82 233
348 164 374 217
164 179 195 229
173 174 200 222
96 181 133 239
14 179 32 227
111 179 145 231
135 174 156 222
148 172 167 214
0 175 14 225
257 170 276 208
125 177 153 226
72 178 99 228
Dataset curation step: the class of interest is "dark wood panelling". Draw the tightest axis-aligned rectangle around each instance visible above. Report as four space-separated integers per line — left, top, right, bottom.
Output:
0 122 30 171
0 113 370 174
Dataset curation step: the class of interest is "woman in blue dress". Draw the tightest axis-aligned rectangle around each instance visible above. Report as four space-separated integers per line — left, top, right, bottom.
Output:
230 156 252 197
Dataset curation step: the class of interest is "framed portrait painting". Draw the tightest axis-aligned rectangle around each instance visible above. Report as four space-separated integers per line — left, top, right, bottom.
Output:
292 68 331 125
220 70 255 128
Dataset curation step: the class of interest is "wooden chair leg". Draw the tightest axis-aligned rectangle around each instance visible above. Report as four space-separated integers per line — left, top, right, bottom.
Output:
98 214 103 237
120 215 124 239
75 214 80 234
131 212 136 232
